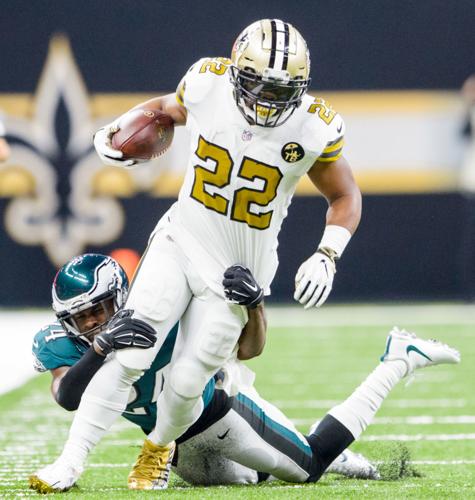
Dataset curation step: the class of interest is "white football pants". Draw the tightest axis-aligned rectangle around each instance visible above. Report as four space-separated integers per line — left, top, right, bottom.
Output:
120 229 248 444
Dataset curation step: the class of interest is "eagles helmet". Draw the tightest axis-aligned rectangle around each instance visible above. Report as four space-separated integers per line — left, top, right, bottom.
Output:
52 253 129 345
230 19 311 127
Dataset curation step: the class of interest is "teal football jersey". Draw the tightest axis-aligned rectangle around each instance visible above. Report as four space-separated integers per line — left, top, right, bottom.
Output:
32 322 215 432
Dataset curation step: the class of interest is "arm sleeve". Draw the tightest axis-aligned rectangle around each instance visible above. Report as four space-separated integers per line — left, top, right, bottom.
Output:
318 113 345 163
55 348 105 411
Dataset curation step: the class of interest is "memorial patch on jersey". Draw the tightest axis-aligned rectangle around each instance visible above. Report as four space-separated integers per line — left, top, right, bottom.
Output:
281 142 305 163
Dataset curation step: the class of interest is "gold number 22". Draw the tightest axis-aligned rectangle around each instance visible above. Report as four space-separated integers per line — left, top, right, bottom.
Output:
190 136 283 230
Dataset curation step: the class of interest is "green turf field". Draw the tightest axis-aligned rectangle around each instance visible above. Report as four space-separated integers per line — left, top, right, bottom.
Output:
1 305 474 498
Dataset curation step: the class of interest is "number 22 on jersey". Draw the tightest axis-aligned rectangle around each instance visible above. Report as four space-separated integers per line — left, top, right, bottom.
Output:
190 136 283 230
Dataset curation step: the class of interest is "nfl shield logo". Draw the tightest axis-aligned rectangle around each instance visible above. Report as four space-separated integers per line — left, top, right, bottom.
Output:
241 130 253 141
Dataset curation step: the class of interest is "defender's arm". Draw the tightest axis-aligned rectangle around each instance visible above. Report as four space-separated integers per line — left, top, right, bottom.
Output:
237 303 267 360
50 347 106 411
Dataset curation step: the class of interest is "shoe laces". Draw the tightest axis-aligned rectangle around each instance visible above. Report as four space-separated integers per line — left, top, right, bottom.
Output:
391 326 416 339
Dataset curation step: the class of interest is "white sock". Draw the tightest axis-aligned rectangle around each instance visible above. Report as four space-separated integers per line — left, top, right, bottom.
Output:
58 358 142 470
328 360 406 439
148 384 204 446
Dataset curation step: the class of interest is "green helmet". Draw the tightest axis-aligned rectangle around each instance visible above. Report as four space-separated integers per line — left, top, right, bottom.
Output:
52 253 129 344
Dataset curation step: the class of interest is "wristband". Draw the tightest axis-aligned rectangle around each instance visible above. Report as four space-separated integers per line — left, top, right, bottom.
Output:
318 225 352 258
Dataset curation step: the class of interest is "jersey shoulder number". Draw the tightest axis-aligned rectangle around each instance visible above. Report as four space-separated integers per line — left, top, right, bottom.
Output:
305 96 345 163
176 56 231 108
32 323 84 372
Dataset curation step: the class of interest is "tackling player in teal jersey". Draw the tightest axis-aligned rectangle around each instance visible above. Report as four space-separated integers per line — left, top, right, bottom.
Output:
30 253 380 493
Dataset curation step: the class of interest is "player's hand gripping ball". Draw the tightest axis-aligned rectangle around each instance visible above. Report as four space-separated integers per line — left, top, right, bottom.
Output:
94 108 174 168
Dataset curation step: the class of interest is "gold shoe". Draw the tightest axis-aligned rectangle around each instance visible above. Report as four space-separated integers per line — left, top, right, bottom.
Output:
29 475 57 494
128 439 176 490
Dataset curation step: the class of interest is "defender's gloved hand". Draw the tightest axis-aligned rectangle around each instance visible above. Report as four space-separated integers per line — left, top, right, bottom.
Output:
93 309 157 356
223 265 264 309
93 122 138 168
294 248 337 309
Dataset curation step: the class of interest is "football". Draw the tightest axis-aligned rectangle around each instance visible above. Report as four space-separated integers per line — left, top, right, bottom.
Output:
111 108 174 160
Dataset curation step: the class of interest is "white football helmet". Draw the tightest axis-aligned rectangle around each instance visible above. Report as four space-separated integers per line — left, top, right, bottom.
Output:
52 253 128 345
229 19 311 127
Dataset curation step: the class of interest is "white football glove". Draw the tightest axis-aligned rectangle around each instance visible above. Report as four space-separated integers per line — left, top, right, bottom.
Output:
93 122 138 168
294 249 337 309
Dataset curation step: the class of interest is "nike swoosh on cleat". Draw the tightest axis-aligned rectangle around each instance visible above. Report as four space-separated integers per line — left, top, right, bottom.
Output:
406 345 432 361
217 429 230 440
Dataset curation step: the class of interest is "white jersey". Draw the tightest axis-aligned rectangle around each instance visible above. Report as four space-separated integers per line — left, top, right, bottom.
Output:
169 57 345 296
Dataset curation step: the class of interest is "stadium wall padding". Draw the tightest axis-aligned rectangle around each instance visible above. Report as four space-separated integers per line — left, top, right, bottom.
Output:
0 193 469 306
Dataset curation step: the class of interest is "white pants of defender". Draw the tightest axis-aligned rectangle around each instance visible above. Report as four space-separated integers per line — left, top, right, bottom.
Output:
119 228 248 443
175 387 312 485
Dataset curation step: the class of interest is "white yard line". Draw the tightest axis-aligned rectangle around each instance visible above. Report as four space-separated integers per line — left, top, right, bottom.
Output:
0 310 54 395
292 415 475 426
411 460 475 465
360 433 475 441
272 398 468 409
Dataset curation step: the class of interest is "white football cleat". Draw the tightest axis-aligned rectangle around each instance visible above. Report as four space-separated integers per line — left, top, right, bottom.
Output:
380 327 461 376
29 459 83 494
326 449 380 480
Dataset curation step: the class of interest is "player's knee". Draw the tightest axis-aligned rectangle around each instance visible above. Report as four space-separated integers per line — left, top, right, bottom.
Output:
169 360 208 399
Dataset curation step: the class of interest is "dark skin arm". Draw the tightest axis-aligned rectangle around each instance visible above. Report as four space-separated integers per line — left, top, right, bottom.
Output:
50 366 69 401
307 155 362 234
237 303 267 361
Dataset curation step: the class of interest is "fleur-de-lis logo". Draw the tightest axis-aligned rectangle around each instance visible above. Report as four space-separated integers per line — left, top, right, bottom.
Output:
0 35 161 267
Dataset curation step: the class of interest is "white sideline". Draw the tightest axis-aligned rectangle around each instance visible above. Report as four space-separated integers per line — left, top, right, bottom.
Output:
0 310 54 395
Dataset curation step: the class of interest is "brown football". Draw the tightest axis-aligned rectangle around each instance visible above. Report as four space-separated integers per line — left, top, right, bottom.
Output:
111 108 174 160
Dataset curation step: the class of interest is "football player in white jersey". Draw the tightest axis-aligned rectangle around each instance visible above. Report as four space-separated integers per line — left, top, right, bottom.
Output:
40 19 365 490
